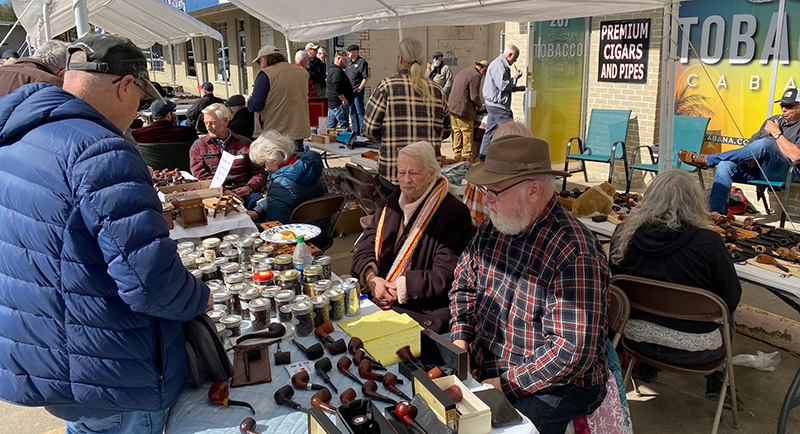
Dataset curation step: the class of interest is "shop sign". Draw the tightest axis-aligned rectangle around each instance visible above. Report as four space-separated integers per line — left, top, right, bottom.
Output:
598 18 651 83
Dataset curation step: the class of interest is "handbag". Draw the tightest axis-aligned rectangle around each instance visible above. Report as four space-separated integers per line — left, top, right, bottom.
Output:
183 314 234 388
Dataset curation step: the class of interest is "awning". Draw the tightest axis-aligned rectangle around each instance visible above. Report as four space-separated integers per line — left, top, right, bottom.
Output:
13 0 222 48
229 0 684 42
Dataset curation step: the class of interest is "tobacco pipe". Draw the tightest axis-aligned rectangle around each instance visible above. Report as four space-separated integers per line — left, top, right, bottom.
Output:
427 366 443 379
353 348 385 370
239 417 262 434
292 370 327 390
292 339 325 360
337 356 363 385
381 372 410 401
396 345 426 372
757 253 790 272
362 379 397 405
315 321 347 355
274 384 307 412
310 388 337 413
274 341 291 365
314 357 339 393
395 402 426 434
358 359 389 382
209 381 255 414
340 388 357 404
348 337 384 369
237 323 286 345
443 384 463 402
243 346 262 381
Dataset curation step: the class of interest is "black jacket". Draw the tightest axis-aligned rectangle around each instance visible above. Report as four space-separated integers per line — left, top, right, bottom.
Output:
326 64 353 109
186 93 224 133
228 107 255 140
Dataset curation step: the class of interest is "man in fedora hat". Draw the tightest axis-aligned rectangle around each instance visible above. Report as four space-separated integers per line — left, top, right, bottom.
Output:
448 59 488 160
678 87 800 214
450 135 609 434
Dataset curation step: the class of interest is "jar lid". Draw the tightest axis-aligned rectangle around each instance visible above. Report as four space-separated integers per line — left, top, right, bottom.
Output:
258 245 276 254
219 242 232 252
293 295 310 303
212 257 230 267
212 290 231 301
261 285 281 298
186 251 203 259
253 271 275 282
314 279 333 288
311 295 330 307
228 282 247 293
206 279 224 289
177 241 196 250
275 254 293 265
198 263 218 273
241 287 261 300
248 232 262 239
220 262 240 274
190 269 203 279
221 314 243 327
207 309 226 322
303 264 323 276
223 234 240 243
343 277 360 285
178 248 194 257
250 298 270 311
291 300 313 314
226 273 245 284
253 239 265 249
239 238 254 248
279 269 300 280
202 237 221 248
313 255 331 265
222 248 239 258
215 322 226 334
274 289 295 301
324 288 344 300
251 253 268 261
181 256 195 267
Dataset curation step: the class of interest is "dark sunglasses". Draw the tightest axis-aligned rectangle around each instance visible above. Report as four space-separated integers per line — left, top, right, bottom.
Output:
780 103 799 110
112 75 155 110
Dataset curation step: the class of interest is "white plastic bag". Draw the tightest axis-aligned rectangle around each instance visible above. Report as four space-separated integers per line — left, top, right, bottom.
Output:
732 350 781 371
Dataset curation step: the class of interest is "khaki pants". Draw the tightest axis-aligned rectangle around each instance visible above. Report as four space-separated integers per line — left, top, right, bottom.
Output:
450 113 473 158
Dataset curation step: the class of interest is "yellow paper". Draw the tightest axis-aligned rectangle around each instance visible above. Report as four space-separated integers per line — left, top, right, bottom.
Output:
338 310 423 366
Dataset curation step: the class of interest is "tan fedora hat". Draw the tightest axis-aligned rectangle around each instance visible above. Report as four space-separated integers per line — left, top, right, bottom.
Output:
466 135 570 185
474 60 489 68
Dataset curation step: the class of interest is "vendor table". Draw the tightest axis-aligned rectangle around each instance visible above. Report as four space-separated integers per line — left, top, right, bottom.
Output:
164 298 536 434
169 211 257 241
305 141 374 168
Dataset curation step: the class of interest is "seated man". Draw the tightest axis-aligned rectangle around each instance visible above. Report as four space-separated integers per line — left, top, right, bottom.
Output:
450 135 609 434
679 88 800 214
353 141 474 333
189 103 267 210
226 94 254 140
132 99 198 143
186 81 224 134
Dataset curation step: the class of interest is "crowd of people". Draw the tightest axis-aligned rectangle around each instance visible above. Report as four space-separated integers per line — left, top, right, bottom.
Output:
1 29 782 434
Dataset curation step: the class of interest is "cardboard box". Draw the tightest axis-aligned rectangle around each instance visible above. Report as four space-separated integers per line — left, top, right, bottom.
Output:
431 376 491 434
398 328 468 381
334 202 364 236
411 371 457 430
158 180 223 201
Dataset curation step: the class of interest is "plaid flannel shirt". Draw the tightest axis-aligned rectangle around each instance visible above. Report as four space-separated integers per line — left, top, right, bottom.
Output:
189 132 267 192
450 196 609 399
296 62 317 98
363 72 451 183
462 182 488 226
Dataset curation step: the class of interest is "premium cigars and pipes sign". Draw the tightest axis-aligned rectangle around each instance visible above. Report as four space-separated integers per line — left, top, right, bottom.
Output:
598 18 651 83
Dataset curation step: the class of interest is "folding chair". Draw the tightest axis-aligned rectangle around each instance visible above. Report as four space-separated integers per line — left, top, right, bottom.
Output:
608 283 631 348
563 109 631 191
288 194 347 252
612 274 739 434
626 115 710 193
138 141 194 171
742 161 800 228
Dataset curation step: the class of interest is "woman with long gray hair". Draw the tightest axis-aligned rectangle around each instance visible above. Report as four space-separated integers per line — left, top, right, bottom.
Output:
610 170 741 404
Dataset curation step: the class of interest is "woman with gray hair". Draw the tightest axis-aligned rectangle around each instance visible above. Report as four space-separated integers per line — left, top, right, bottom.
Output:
610 170 741 403
247 130 326 230
352 141 473 333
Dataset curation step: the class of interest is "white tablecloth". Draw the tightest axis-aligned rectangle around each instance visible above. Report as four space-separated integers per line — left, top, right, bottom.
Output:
169 211 257 241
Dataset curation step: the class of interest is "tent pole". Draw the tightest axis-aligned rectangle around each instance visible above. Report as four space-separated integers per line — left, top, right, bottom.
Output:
170 44 176 87
0 0 34 49
191 38 201 92
223 38 230 99
73 0 90 38
766 0 786 119
658 0 680 173
43 1 52 40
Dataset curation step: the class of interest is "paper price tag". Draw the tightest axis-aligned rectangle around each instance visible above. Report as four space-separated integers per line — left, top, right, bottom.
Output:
210 151 235 188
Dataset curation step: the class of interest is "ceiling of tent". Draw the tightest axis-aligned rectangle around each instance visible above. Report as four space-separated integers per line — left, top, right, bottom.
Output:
229 0 681 42
12 0 222 48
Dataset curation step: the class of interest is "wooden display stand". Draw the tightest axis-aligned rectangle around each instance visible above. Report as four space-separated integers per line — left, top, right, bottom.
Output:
169 194 208 228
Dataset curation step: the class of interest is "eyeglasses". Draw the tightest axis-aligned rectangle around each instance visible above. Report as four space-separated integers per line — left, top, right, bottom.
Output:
780 103 799 110
112 75 154 110
477 178 531 199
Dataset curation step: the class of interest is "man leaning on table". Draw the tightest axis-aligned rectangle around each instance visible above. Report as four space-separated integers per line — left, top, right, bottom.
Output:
0 33 210 434
450 135 609 434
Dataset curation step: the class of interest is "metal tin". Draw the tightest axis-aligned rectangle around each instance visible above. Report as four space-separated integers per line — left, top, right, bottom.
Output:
342 278 361 317
313 256 332 280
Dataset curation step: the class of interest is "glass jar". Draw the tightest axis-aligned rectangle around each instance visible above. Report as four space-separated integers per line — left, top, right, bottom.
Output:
212 290 231 313
177 241 195 251
220 314 243 337
302 264 323 297
313 256 332 280
228 283 247 316
186 251 203 265
190 269 203 281
223 234 240 244
260 258 275 272
293 294 310 304
215 322 227 339
240 287 261 319
278 269 302 296
177 247 194 258
311 295 330 327
207 308 226 323
252 270 275 289
253 238 265 250
257 245 276 257
324 288 345 321
274 254 293 272
219 241 232 253
249 298 271 331
238 237 255 267
247 231 261 240
220 262 240 280
250 253 268 271
202 237 221 262
198 263 220 283
260 285 281 317
342 278 361 317
212 257 229 268
279 304 294 323
312 279 333 297
222 248 239 262
181 256 196 270
274 289 295 317
206 279 225 292
292 301 315 337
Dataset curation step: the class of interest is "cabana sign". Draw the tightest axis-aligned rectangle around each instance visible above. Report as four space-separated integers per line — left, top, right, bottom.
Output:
598 18 651 84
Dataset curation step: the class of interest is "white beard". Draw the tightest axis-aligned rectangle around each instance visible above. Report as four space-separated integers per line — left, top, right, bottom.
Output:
488 189 532 235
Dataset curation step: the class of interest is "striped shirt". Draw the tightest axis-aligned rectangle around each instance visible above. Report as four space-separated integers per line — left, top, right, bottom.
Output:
363 71 451 183
450 195 609 398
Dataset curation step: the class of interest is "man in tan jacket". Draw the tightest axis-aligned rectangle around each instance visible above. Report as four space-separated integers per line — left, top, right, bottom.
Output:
247 45 310 151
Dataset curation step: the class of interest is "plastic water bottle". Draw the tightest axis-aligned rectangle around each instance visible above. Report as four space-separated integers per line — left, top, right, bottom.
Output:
293 236 314 277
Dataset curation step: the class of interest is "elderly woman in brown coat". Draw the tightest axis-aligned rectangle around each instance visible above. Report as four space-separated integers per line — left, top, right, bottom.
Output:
351 141 474 333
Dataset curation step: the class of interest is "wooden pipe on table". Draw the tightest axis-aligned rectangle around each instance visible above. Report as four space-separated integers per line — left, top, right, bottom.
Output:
315 321 347 355
756 253 790 273
239 417 262 434
382 372 411 401
274 385 307 412
394 402 426 434
337 355 363 385
314 357 339 394
291 371 327 391
310 388 337 414
353 348 385 371
348 337 384 369
209 381 255 414
362 379 397 405
340 388 357 404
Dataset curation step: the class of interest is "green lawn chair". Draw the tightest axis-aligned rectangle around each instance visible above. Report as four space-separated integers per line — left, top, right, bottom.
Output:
563 109 631 192
138 141 194 172
626 115 710 193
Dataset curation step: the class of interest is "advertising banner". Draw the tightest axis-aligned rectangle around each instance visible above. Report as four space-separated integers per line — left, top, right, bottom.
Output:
598 18 651 84
678 0 799 152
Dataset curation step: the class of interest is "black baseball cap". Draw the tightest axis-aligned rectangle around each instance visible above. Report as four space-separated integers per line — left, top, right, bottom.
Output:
226 95 246 107
67 33 163 103
150 99 177 117
775 88 800 105
346 44 359 52
2 50 20 59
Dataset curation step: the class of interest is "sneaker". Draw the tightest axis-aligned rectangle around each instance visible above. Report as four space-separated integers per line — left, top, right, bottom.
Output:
632 363 659 384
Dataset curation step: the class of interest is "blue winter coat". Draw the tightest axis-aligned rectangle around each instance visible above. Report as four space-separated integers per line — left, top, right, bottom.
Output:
0 84 209 421
254 151 327 230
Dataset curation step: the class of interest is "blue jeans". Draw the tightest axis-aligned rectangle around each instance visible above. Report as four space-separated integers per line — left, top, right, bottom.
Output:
351 91 366 135
65 410 166 434
328 105 350 130
705 138 800 213
512 383 606 434
479 105 514 159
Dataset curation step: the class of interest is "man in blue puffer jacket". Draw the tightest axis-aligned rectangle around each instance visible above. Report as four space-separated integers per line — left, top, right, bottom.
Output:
0 34 210 434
